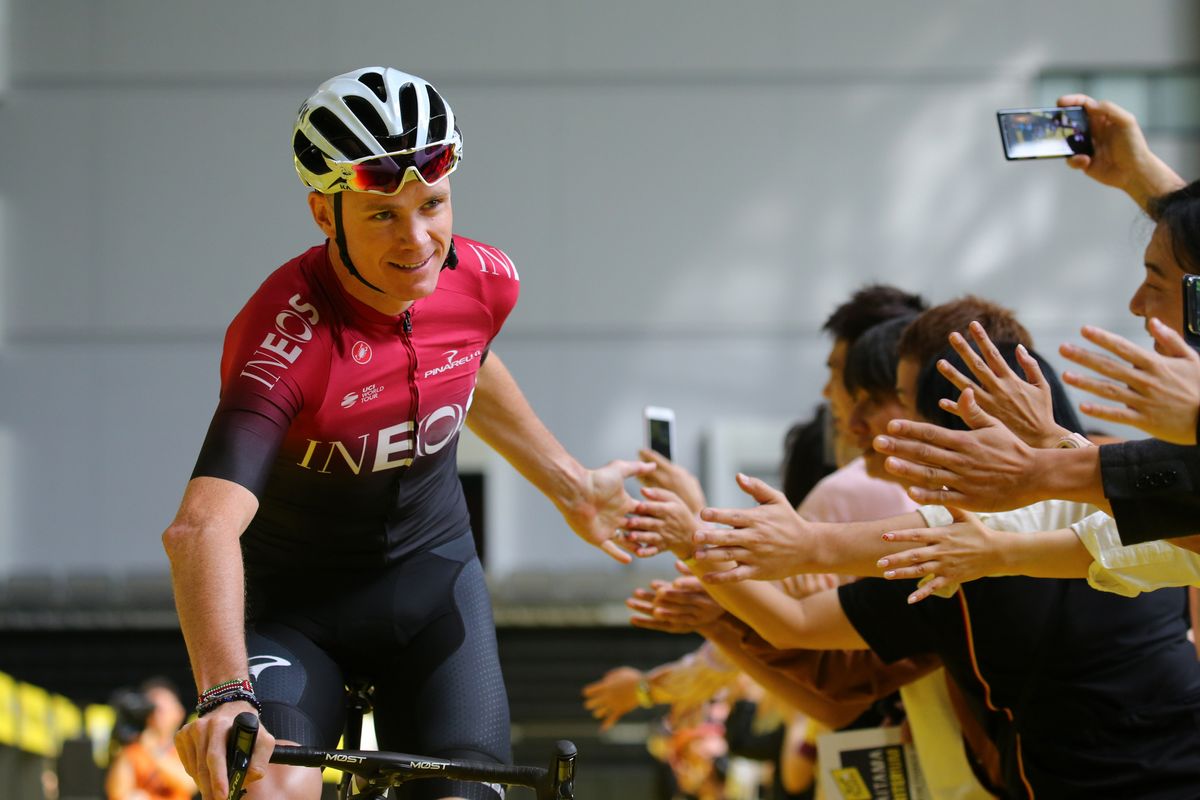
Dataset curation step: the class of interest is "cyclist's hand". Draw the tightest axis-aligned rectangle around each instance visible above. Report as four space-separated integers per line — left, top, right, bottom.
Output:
175 702 274 799
562 459 655 564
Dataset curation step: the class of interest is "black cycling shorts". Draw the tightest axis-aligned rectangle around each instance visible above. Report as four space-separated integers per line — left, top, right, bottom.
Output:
245 533 511 800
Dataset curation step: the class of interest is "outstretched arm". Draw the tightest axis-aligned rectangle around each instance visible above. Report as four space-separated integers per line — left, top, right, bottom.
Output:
625 478 925 583
874 388 1111 514
692 474 926 583
1058 94 1185 210
468 352 654 563
877 509 1093 603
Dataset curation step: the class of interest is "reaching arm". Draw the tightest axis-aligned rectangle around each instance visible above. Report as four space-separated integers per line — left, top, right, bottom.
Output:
625 478 927 583
467 352 653 563
878 509 1094 603
626 571 931 727
1058 93 1186 210
875 388 1111 514
162 476 274 800
691 564 867 651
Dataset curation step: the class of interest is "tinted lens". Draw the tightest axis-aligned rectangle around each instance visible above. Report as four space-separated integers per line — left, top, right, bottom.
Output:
346 143 458 194
413 144 458 183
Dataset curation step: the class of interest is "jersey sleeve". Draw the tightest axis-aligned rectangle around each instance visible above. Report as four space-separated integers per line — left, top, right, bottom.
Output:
191 286 330 497
452 236 520 344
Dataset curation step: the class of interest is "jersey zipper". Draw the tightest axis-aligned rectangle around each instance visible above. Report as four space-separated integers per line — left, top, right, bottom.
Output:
400 308 420 469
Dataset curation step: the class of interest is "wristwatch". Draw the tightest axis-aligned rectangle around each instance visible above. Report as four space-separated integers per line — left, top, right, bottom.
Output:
1055 432 1094 449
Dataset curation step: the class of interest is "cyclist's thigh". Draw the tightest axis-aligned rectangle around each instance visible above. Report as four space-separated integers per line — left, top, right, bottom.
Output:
247 621 345 748
372 539 511 800
245 761 324 800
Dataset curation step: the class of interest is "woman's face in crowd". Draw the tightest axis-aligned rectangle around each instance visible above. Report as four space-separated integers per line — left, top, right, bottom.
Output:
1129 223 1186 339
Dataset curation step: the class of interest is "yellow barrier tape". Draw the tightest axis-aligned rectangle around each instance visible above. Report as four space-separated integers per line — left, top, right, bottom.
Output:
17 682 53 756
0 672 15 746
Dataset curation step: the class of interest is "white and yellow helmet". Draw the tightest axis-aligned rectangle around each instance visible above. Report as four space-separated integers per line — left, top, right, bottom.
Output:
292 67 462 194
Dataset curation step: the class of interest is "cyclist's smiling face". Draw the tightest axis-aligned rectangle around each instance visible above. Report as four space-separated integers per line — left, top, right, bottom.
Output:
309 177 454 315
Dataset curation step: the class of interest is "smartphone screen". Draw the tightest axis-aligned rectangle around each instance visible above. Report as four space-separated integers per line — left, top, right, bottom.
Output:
648 417 673 460
996 106 1093 160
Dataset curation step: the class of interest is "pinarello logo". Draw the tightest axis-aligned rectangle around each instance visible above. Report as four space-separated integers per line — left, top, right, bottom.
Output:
351 341 372 364
341 392 359 409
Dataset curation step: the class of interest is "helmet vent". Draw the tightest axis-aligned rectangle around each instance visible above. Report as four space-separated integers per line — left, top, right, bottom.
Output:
310 107 372 160
425 85 448 142
357 71 388 102
398 83 419 148
344 96 388 138
293 130 331 175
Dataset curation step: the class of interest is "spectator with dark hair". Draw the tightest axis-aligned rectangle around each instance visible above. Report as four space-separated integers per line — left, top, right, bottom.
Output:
893 295 1031 399
779 406 838 508
842 315 919 480
626 318 994 796
630 298 1200 798
106 678 195 800
819 285 927 451
868 103 1200 590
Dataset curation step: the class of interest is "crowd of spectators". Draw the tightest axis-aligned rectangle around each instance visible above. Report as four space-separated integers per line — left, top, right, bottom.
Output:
584 94 1200 799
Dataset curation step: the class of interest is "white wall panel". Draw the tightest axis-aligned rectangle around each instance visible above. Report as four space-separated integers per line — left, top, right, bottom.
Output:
0 0 1196 581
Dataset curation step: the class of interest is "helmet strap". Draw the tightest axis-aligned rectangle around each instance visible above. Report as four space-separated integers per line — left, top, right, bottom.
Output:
332 192 385 294
443 240 458 270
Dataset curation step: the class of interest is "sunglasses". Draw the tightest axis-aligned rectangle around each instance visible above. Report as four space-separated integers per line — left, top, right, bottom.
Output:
338 142 461 195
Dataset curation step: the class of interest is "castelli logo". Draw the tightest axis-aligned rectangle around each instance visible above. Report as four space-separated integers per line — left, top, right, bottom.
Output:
351 341 373 364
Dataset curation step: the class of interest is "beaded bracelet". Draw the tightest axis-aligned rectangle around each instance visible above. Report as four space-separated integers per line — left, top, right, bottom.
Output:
199 678 254 704
197 690 262 717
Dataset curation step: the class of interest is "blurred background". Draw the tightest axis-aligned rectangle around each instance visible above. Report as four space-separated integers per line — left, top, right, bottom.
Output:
0 1 1197 796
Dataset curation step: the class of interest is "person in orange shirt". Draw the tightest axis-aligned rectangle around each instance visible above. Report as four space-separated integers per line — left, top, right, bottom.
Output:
106 678 196 800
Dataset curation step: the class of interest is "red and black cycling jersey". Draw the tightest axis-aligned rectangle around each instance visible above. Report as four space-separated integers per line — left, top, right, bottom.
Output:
192 236 519 577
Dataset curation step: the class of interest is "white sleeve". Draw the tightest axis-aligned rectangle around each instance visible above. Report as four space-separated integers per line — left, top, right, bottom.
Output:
1072 511 1200 596
913 500 1102 599
918 500 1098 532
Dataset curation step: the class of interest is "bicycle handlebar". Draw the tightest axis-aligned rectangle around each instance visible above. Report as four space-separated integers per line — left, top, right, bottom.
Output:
227 712 576 800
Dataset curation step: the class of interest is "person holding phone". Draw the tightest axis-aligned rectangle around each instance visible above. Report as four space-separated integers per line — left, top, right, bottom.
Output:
626 297 1200 799
868 97 1200 576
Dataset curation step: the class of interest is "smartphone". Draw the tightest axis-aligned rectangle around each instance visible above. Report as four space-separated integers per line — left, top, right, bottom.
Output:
996 106 1093 160
1183 275 1200 351
643 406 676 460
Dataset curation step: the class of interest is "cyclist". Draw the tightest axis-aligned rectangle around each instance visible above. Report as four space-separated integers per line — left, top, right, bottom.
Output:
164 66 652 800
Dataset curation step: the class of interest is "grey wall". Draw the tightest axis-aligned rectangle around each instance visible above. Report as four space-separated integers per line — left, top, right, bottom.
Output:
1 1 1197 581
